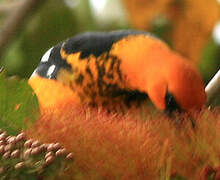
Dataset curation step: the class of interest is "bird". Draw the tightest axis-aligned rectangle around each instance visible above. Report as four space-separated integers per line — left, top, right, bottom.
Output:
28 30 206 113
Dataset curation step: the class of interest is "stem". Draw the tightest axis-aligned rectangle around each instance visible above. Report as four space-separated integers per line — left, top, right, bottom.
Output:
205 69 220 106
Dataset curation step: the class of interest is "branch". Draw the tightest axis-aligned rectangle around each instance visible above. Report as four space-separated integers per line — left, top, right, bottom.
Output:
205 69 220 106
0 0 46 60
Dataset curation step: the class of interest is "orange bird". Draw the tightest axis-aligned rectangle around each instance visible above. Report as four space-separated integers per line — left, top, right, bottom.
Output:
29 30 206 113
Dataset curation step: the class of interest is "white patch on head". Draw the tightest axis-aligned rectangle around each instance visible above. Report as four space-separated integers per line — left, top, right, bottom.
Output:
41 47 53 62
46 64 56 78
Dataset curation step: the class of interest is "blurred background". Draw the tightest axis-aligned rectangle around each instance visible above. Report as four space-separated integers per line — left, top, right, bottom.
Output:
0 0 219 84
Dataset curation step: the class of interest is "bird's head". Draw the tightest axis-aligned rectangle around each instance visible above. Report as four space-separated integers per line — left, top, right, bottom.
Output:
139 51 207 114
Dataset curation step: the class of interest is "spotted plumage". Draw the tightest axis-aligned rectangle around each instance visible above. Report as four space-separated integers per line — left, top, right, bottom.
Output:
29 30 206 113
31 31 151 111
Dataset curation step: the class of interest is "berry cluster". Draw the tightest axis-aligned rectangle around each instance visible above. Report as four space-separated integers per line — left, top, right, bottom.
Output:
0 129 73 179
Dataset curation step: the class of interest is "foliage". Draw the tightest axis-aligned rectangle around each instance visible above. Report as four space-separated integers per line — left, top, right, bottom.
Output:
0 73 73 179
1 0 96 78
0 71 39 135
122 0 220 62
199 39 220 83
28 102 220 180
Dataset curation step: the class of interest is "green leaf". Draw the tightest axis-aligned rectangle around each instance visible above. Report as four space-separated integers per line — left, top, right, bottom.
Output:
0 72 40 135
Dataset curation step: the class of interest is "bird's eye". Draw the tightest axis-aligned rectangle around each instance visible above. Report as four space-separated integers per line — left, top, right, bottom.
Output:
165 91 181 114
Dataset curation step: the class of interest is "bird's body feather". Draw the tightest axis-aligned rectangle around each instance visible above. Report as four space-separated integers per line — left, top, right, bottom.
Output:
29 30 206 112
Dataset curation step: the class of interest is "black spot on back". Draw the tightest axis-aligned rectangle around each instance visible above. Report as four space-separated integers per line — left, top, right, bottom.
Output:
112 89 148 107
99 82 148 107
85 66 93 79
62 30 152 59
75 73 84 85
124 90 149 107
